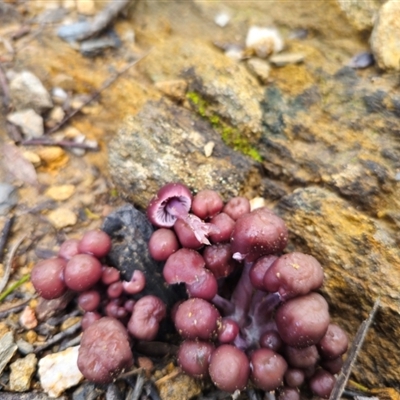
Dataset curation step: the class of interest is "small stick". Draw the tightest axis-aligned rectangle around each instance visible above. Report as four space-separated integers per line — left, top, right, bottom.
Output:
21 138 99 150
0 216 14 263
45 54 148 136
118 367 143 380
34 320 81 353
0 233 28 294
0 64 10 110
126 372 145 400
0 297 32 319
75 0 132 41
154 368 180 385
329 298 381 400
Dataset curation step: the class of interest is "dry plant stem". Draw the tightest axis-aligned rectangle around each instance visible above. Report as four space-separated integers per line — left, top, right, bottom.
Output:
0 232 28 294
45 54 148 136
21 138 99 150
117 367 143 380
34 320 81 353
329 298 381 400
75 0 132 41
154 368 181 385
0 216 14 263
0 63 10 109
0 297 32 319
126 372 145 400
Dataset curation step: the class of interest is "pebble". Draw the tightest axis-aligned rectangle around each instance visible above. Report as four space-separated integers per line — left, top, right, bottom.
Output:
348 52 375 69
250 197 266 211
36 146 66 165
269 52 305 66
370 0 400 70
204 141 215 157
246 58 271 83
22 150 41 167
214 12 231 27
7 109 44 139
47 208 77 229
9 353 37 392
9 71 53 114
19 306 38 330
0 183 18 215
51 87 69 105
45 184 75 201
245 26 284 58
155 79 188 101
38 346 83 398
0 332 18 375
76 0 96 15
16 338 34 355
46 106 65 128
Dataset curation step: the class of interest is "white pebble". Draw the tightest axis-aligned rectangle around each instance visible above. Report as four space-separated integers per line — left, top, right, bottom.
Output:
38 346 83 398
246 26 284 58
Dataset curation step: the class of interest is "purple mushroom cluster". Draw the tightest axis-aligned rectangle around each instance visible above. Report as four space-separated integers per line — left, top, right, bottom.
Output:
146 183 348 399
31 230 166 383
30 182 348 398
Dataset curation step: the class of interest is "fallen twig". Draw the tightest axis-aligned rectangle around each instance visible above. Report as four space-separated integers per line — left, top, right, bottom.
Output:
154 368 180 385
34 320 81 353
0 216 14 263
126 371 145 400
329 298 381 400
45 54 148 136
75 0 131 41
0 232 28 294
0 297 32 319
0 63 10 110
21 138 99 150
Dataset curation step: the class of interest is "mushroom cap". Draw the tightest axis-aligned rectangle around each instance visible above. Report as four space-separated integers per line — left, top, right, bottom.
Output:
147 182 192 228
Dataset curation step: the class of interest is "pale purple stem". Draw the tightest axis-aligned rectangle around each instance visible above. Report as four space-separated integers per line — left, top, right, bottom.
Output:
230 261 254 327
211 294 235 315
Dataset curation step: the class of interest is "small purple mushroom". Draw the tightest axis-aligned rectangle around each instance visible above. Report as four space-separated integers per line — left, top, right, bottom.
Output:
147 182 216 245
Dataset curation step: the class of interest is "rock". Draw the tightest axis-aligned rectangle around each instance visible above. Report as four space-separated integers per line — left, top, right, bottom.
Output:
9 353 37 392
245 26 284 58
22 151 41 167
9 71 53 114
370 0 400 70
0 332 18 375
0 183 18 215
36 147 68 167
214 11 231 27
19 306 38 330
46 208 77 229
155 79 188 101
16 339 34 356
45 106 65 128
102 204 183 308
139 37 263 138
276 187 400 387
108 100 260 209
76 0 96 15
246 58 271 83
38 346 83 398
7 109 44 139
335 0 384 31
269 52 305 66
72 382 103 400
155 369 202 400
44 184 75 201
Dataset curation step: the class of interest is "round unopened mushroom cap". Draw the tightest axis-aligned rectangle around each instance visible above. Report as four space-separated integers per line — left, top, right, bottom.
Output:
147 182 192 228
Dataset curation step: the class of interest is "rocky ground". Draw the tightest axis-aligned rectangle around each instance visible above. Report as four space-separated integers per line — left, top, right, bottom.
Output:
0 0 400 399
